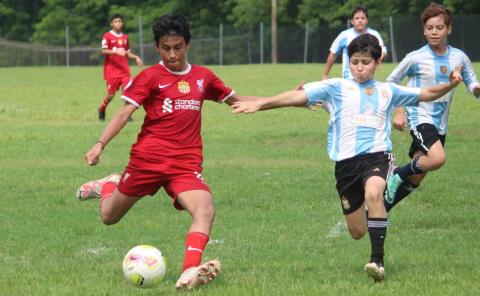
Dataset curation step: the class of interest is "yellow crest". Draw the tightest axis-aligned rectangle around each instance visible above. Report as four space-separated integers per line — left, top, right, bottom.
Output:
118 39 123 46
178 80 190 94
365 87 374 96
341 196 351 210
440 65 448 75
381 88 389 99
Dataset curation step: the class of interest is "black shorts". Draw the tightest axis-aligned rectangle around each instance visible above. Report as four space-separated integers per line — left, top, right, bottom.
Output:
335 152 394 215
409 123 446 158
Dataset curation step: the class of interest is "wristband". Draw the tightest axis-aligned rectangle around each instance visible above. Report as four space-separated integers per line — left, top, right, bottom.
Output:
96 140 106 150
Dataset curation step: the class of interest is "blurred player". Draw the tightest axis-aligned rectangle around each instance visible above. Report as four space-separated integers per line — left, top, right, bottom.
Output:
322 6 387 80
384 2 480 211
232 34 462 282
99 13 143 121
76 13 254 290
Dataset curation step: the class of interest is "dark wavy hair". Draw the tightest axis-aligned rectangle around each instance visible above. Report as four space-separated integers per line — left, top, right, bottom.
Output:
152 12 191 46
347 33 382 61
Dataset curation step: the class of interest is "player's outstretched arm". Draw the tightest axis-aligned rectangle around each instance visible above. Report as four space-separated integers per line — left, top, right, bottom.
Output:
231 90 308 114
84 103 137 166
322 52 337 80
225 81 305 106
419 69 463 102
126 51 143 67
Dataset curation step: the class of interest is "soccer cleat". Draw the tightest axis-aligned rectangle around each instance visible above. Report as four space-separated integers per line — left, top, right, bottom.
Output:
385 173 403 204
364 261 385 282
175 260 221 290
98 108 105 121
75 173 120 201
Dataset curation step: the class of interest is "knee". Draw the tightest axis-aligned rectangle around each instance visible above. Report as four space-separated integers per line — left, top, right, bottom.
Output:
195 203 216 223
348 226 367 240
100 212 120 225
432 154 446 169
364 190 383 205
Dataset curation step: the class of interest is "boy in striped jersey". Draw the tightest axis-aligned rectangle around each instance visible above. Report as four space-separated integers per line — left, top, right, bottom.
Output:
322 6 387 80
232 33 463 282
384 3 480 211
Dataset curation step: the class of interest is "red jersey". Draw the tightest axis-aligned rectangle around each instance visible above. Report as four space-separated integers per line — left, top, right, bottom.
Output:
101 31 130 79
121 62 234 166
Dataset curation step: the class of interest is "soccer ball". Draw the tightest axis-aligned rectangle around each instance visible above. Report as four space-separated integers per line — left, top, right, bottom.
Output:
122 245 166 288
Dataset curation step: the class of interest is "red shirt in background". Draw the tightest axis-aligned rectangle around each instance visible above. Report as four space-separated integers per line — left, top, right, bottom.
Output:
101 30 130 79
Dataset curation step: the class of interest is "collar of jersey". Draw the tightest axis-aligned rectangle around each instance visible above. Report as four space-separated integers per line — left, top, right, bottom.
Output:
426 43 450 58
159 61 192 75
355 79 375 86
109 30 123 37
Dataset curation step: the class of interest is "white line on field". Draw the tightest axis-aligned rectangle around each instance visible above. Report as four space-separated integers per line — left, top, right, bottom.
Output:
326 219 346 238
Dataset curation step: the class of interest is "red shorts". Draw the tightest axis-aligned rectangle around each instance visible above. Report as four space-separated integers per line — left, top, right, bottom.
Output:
117 157 211 210
106 76 131 95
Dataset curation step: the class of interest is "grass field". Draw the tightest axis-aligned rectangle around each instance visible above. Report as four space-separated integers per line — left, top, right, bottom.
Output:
1 63 479 295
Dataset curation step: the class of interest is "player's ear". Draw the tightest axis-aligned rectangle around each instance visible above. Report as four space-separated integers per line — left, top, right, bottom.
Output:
447 25 452 35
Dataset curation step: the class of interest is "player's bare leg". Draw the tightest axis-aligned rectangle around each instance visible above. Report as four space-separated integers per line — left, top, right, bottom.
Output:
345 203 367 240
175 190 220 290
363 176 387 282
99 189 142 225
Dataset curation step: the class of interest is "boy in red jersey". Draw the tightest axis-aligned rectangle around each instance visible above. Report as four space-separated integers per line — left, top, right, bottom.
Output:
76 13 253 290
99 14 143 121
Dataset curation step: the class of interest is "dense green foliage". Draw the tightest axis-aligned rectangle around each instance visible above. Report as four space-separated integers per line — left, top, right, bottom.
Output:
0 64 479 295
1 0 479 45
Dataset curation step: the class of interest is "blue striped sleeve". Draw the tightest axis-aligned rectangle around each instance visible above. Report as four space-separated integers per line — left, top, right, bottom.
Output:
303 79 338 107
390 84 420 107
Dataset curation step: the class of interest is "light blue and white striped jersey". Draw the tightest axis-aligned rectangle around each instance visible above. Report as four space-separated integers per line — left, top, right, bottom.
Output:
304 79 420 161
387 44 480 135
330 28 387 79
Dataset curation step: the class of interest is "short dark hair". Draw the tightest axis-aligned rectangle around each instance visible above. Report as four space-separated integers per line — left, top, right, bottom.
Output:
421 2 452 27
347 33 381 61
110 14 123 23
351 6 368 18
152 12 191 46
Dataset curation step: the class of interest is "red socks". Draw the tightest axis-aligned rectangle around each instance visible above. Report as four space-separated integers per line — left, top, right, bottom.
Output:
99 182 116 208
182 232 209 271
99 96 110 112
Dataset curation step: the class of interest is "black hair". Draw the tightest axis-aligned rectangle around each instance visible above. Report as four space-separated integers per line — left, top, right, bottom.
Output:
351 6 368 18
110 13 123 23
347 33 381 61
152 12 191 46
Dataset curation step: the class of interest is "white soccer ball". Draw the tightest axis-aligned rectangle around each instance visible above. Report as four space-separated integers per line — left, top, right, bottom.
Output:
122 245 166 288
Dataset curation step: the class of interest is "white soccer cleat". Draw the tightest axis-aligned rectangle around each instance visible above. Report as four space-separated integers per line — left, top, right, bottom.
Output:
364 261 385 282
175 260 221 290
75 173 120 201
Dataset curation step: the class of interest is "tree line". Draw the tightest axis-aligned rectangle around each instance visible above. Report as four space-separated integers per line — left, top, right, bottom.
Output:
1 0 479 46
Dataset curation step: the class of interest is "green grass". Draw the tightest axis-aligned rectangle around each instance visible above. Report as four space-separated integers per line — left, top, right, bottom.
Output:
1 63 479 295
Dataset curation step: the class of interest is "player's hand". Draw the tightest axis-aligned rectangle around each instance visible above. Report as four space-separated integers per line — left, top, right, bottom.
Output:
84 143 103 166
449 66 463 87
393 112 407 131
473 85 480 97
293 80 305 91
231 101 262 114
135 56 143 67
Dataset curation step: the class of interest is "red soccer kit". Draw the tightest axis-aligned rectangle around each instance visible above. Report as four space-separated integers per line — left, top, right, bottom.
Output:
101 30 131 94
118 62 234 209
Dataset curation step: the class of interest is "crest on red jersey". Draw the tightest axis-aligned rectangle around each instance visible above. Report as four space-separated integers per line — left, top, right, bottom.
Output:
178 80 191 94
118 39 123 46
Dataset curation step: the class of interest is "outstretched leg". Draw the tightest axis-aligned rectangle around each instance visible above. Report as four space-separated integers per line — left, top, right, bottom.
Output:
175 190 220 290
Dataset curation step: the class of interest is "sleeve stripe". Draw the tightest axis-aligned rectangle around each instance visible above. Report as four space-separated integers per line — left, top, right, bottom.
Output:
220 90 235 103
121 95 140 107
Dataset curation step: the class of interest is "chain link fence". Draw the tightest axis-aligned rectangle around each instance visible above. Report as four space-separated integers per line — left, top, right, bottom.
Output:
1 14 479 67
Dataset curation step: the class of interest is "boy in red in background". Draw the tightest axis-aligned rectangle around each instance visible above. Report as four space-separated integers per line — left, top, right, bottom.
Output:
99 13 143 121
76 13 256 290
